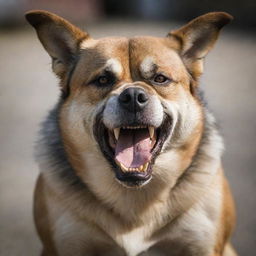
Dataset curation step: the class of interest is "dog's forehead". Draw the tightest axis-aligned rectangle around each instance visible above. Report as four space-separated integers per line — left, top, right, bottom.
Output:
128 37 183 77
80 36 181 72
81 37 129 59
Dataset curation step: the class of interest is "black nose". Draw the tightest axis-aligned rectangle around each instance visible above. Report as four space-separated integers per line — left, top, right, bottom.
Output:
118 87 149 112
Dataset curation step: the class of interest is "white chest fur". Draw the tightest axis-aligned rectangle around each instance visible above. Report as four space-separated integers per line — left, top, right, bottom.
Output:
114 225 156 256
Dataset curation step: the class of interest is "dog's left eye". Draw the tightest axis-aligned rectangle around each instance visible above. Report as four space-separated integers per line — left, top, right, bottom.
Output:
153 74 169 84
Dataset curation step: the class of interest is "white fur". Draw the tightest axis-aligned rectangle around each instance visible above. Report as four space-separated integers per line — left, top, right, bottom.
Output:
140 56 155 78
115 226 156 256
105 58 123 76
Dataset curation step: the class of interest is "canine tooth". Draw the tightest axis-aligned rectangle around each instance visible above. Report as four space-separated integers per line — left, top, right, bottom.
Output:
143 162 149 172
120 162 128 172
139 165 143 171
148 126 154 139
114 128 120 140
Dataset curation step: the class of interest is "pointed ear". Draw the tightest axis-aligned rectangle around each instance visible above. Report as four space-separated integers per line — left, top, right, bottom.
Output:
168 12 233 80
25 10 89 80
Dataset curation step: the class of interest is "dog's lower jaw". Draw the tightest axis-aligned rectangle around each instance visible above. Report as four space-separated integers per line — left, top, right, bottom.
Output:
116 176 152 188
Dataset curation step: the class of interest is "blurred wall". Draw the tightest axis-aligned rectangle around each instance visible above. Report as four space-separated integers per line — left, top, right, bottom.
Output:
105 0 256 29
0 0 103 26
0 0 255 29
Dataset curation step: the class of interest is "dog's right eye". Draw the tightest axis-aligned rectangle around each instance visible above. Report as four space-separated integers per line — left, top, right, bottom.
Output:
94 72 116 87
98 75 109 85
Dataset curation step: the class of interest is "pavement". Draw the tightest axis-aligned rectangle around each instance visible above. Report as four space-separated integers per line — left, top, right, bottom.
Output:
0 21 255 255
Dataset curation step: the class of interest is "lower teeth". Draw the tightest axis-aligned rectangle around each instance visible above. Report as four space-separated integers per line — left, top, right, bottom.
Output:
118 162 149 173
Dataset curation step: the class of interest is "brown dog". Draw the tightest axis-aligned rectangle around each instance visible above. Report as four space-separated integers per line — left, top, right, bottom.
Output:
26 10 237 256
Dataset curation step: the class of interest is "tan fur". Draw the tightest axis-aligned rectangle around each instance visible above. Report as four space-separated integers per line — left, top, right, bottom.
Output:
26 10 236 256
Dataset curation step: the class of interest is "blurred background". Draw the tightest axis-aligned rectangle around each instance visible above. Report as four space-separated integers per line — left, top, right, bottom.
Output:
0 0 255 255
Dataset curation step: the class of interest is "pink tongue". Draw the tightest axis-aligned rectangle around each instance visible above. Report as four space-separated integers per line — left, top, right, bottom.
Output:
115 129 152 168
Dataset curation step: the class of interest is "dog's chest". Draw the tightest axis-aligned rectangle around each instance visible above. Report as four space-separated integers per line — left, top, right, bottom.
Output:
114 225 156 256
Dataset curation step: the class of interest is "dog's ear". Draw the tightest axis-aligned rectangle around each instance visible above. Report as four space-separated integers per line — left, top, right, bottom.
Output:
25 10 89 81
168 12 233 80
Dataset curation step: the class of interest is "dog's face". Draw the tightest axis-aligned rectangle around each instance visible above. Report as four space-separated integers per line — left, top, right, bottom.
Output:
26 11 232 188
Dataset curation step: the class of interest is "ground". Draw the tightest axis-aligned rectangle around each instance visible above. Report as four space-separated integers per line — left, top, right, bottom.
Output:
0 21 255 255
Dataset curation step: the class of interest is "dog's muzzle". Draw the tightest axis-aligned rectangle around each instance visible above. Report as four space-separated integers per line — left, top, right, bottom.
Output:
93 86 173 188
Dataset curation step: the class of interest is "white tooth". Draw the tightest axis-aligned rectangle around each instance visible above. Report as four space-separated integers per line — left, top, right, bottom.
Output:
143 162 149 172
139 165 143 171
114 128 120 140
148 126 154 139
120 162 128 172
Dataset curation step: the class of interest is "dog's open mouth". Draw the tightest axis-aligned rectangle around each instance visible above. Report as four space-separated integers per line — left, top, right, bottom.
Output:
109 126 156 173
94 114 172 187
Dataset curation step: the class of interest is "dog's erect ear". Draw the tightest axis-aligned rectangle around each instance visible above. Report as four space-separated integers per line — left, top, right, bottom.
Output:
168 12 233 80
25 10 89 80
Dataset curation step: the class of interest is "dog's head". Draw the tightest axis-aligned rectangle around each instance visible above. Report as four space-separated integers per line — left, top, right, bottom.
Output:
26 11 232 188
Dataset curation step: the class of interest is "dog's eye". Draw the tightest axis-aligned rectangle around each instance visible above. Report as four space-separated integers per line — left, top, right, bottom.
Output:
98 75 109 85
94 72 116 87
153 74 169 84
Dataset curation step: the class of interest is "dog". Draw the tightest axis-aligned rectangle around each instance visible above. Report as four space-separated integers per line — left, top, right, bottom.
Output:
26 10 237 256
